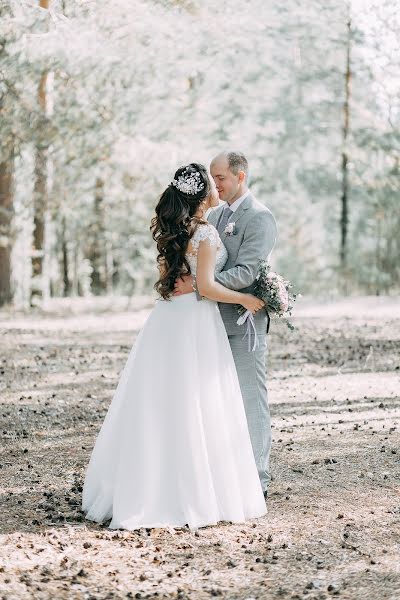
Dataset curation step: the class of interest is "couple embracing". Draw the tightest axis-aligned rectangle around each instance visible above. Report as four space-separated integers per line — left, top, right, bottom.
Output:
82 151 277 530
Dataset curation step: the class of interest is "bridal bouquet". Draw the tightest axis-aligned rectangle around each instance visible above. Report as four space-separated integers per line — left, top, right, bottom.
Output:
237 261 297 350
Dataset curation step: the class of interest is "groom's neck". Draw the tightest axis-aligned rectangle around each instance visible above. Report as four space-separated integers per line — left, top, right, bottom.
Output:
227 186 248 205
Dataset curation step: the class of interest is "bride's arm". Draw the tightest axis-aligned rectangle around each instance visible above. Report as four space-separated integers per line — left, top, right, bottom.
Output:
196 240 264 312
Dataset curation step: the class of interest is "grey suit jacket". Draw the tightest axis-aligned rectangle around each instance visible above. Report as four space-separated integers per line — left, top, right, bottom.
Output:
207 193 277 335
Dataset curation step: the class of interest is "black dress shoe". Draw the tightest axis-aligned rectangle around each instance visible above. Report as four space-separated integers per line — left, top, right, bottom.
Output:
263 490 268 500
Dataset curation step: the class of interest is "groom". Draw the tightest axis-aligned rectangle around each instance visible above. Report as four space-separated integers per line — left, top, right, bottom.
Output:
174 151 277 498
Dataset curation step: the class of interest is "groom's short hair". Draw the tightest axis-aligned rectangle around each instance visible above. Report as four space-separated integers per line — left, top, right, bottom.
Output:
226 151 249 177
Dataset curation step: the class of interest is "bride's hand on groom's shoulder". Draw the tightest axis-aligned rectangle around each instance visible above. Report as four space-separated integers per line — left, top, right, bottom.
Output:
173 274 194 296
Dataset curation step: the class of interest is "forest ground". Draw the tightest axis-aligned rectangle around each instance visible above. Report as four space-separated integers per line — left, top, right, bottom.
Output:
0 295 399 600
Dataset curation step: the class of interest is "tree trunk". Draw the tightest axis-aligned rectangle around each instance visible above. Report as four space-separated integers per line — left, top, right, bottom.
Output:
340 16 351 273
89 178 108 294
105 239 114 294
61 214 71 296
0 157 14 307
31 0 50 307
0 5 15 307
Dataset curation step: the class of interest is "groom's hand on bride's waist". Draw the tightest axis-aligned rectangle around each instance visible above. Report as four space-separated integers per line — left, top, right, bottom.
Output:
173 274 194 296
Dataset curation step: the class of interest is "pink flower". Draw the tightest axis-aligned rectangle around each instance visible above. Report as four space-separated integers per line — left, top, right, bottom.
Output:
277 280 289 312
267 271 278 281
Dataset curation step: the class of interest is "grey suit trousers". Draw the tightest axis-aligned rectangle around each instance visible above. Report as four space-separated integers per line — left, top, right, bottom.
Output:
228 333 271 492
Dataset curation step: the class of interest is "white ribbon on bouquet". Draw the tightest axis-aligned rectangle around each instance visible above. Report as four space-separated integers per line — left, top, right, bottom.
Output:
236 309 259 352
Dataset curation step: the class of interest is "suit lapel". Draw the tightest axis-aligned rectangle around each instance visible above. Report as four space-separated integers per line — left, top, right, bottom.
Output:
208 204 225 228
220 194 253 240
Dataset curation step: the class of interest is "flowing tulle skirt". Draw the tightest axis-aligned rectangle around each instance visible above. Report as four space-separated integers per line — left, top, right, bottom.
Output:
81 293 266 530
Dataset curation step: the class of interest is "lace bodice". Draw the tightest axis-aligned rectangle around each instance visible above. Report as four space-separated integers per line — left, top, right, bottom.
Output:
186 223 228 277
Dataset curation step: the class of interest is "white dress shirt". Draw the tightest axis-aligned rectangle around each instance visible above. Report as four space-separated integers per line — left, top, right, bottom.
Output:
227 190 250 213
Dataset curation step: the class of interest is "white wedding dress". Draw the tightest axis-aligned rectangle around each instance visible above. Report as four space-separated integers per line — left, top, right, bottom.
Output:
82 223 267 530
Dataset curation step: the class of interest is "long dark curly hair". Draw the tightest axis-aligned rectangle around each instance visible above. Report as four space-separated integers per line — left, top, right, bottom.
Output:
150 163 211 300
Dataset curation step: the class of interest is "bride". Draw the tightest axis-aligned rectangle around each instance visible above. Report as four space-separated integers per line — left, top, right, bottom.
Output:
81 163 267 530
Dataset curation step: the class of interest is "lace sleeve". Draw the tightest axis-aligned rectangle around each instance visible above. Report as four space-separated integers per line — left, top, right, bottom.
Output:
190 224 220 252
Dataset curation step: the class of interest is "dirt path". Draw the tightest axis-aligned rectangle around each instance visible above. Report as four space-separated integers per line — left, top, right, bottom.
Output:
1 297 399 600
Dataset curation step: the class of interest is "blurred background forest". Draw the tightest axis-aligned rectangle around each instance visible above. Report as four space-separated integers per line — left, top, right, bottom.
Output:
0 0 399 309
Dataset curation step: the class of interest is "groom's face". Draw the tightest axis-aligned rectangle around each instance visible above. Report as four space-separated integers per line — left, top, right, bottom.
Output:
210 157 241 203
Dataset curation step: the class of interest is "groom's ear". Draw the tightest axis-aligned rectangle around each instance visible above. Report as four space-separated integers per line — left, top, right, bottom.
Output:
238 170 246 183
